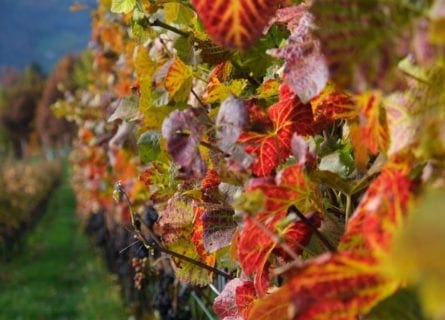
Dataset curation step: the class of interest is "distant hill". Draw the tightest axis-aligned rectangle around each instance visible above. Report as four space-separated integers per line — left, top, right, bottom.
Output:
0 0 96 74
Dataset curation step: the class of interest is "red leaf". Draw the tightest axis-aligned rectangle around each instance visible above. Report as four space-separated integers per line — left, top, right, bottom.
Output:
191 0 284 49
214 278 256 320
201 169 221 190
311 84 358 123
238 209 319 296
340 162 412 256
245 163 321 215
248 252 397 320
236 281 257 319
239 85 317 176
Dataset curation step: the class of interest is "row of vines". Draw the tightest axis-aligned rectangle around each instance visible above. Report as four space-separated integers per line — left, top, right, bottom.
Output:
0 160 61 258
57 0 445 319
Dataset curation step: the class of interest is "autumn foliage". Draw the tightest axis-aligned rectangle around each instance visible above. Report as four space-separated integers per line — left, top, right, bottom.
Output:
59 0 445 319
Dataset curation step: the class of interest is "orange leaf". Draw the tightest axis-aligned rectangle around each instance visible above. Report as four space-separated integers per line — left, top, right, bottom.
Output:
357 91 389 155
311 84 358 123
191 0 284 49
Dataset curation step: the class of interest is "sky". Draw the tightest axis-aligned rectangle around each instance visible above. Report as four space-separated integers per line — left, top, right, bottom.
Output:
0 0 96 73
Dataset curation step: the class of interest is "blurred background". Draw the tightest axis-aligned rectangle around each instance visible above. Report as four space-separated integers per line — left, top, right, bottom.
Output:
0 1 129 318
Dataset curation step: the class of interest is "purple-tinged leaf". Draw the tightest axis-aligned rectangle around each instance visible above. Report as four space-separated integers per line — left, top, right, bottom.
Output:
291 133 317 170
269 5 328 103
161 108 207 178
201 203 237 252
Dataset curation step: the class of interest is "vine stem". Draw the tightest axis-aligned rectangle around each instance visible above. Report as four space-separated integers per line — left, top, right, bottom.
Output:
288 205 337 252
115 181 233 279
141 18 190 38
345 193 352 224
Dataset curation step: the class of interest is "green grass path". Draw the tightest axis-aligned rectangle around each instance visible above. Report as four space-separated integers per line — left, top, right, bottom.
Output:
0 173 128 319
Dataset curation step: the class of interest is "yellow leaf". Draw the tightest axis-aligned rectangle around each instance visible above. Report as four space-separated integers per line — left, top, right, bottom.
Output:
383 187 445 320
164 58 193 102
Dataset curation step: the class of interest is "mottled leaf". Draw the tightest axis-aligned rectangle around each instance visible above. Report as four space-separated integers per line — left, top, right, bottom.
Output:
214 278 250 320
201 204 237 252
164 57 193 102
269 5 328 103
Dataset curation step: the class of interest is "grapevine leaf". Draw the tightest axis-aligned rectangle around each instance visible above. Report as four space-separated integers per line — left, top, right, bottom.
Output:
238 211 318 295
203 62 247 104
164 57 193 102
311 0 427 87
108 95 139 122
340 163 412 256
213 278 251 319
384 93 422 156
256 78 280 100
111 0 136 13
191 0 284 49
164 2 196 26
269 4 328 103
159 194 195 245
310 84 358 122
161 108 207 178
249 252 398 320
216 96 248 153
245 163 321 215
160 196 214 286
137 130 161 164
357 91 389 155
239 84 317 177
383 187 445 319
168 238 214 286
201 204 237 253
235 281 257 319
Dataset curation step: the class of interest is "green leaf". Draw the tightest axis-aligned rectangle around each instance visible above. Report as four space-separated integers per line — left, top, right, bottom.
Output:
367 289 426 320
174 36 194 64
137 130 162 164
164 2 195 26
111 0 136 13
309 170 351 195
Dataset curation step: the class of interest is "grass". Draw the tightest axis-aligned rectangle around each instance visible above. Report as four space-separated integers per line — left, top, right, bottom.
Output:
0 170 128 319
